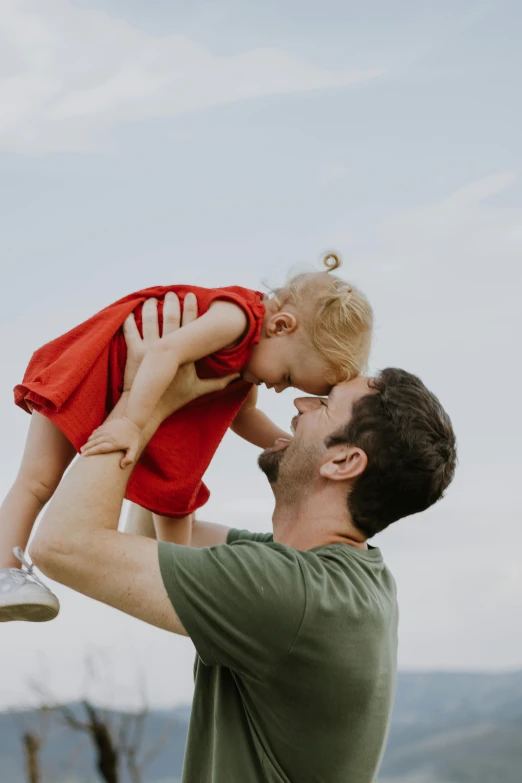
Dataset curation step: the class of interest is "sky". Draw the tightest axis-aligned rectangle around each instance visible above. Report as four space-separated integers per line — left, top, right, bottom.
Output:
0 0 521 710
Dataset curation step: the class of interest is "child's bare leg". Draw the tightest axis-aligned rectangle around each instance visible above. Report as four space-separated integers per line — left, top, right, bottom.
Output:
123 505 192 545
122 503 157 539
0 412 76 568
153 513 194 546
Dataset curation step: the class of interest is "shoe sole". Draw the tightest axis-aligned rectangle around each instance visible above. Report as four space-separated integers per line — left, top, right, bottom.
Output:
0 603 59 622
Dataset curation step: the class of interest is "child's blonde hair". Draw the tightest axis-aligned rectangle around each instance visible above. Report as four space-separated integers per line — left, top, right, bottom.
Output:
270 253 373 383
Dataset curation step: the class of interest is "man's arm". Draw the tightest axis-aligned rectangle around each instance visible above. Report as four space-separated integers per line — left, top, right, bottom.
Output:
30 399 189 634
30 297 237 634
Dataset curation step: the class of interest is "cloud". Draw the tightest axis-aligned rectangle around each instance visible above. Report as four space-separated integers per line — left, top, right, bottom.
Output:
328 170 522 319
377 171 521 261
362 171 522 349
0 0 384 155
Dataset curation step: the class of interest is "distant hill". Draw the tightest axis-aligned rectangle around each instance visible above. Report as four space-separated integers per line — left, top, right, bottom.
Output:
2 671 521 782
382 671 522 783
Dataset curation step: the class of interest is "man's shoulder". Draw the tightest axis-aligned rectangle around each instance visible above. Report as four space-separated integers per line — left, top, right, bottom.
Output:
297 545 398 638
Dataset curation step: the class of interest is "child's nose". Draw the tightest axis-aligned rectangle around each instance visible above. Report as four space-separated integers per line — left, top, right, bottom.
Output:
276 377 294 393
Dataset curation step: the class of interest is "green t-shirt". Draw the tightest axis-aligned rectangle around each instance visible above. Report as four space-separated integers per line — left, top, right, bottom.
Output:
158 528 398 783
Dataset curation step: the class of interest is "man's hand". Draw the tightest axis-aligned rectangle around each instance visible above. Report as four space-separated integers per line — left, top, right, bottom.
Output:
82 291 240 467
124 292 240 424
81 417 143 467
124 290 240 417
154 354 240 423
122 292 186 392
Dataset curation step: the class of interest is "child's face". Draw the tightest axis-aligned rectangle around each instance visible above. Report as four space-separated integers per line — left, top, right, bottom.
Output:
243 312 334 396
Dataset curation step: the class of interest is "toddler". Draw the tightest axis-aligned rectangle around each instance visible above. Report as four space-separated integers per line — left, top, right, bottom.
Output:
0 254 373 622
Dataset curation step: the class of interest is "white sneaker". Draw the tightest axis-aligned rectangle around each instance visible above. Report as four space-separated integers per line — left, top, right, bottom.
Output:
0 547 60 622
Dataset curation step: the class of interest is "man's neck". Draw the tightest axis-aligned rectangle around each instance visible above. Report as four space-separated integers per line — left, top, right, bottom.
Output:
271 492 368 552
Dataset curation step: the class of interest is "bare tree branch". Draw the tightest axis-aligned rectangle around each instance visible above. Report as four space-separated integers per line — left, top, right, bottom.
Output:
22 732 40 783
20 658 171 783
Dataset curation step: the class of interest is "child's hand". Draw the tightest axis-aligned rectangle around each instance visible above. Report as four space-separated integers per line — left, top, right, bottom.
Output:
80 418 143 468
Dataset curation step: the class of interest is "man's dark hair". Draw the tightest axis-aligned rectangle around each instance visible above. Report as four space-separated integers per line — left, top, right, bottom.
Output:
326 368 457 539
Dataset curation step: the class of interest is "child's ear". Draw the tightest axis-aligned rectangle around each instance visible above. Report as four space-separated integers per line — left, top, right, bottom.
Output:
266 311 298 337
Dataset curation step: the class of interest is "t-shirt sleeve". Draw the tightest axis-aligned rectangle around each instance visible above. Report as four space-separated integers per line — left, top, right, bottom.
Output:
158 538 306 677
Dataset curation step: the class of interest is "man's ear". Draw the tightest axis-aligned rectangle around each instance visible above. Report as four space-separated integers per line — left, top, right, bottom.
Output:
266 311 298 337
319 445 368 481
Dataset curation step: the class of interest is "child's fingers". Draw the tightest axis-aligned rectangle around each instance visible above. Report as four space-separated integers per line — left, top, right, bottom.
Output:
81 442 114 457
181 292 198 327
120 446 137 468
83 438 114 452
82 435 109 450
89 424 110 437
162 292 181 336
141 298 160 345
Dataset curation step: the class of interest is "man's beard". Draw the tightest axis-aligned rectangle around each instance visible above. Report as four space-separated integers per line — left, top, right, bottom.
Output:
258 438 321 506
258 447 286 485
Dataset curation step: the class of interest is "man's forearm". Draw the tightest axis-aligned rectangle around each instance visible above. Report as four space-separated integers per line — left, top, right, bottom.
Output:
31 394 163 563
28 395 188 633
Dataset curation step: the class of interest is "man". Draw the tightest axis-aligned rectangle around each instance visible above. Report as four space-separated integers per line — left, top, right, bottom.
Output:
30 295 457 783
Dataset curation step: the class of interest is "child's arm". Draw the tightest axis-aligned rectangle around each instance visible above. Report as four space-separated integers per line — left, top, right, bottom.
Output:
83 299 247 465
231 386 292 449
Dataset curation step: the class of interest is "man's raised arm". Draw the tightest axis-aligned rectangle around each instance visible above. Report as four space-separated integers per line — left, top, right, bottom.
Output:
29 294 237 633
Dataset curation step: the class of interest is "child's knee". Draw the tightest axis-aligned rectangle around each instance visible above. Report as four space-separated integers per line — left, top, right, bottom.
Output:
16 471 61 507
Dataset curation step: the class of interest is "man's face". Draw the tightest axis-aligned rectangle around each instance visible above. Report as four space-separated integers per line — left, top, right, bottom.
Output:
258 376 373 494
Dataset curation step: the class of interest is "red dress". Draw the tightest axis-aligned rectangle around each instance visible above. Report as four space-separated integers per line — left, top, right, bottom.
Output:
14 285 266 517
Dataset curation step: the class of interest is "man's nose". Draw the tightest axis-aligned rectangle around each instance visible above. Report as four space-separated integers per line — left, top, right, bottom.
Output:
294 396 320 412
